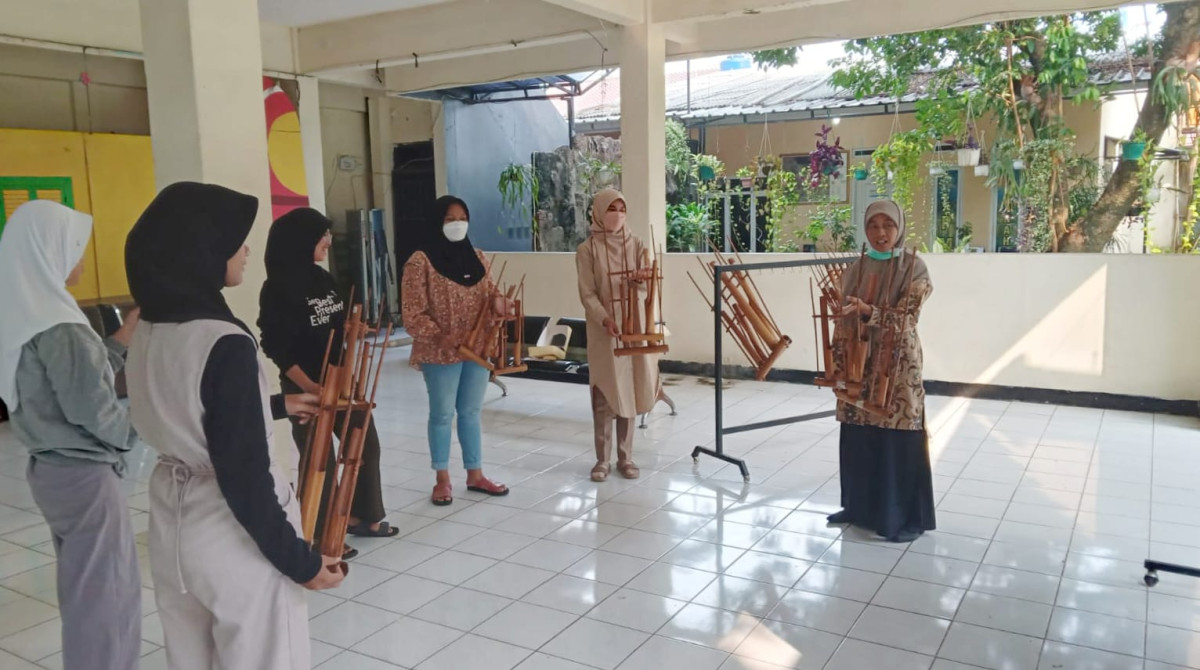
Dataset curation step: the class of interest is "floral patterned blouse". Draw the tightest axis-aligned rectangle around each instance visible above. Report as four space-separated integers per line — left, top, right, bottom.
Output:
401 250 493 369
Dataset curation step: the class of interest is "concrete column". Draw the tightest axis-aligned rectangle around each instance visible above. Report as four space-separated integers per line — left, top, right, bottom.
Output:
619 22 667 247
432 101 449 196
367 95 399 314
138 0 273 326
297 75 327 215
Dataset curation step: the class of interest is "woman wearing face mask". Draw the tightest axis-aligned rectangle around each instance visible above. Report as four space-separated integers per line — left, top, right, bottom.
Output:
258 208 398 557
576 188 659 482
401 195 509 506
125 182 344 670
0 200 142 670
826 199 935 543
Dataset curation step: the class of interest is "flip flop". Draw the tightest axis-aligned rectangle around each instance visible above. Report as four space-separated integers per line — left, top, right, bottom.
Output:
466 478 509 497
347 521 401 538
431 483 453 506
341 545 359 561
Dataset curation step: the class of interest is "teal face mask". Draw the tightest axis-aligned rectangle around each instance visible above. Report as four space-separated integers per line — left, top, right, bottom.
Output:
866 247 897 261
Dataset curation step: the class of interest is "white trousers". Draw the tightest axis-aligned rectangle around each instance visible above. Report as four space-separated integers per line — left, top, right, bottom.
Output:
148 461 310 670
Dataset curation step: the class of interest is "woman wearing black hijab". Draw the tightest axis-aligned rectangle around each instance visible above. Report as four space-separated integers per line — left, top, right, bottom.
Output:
259 207 397 549
124 182 343 670
401 195 509 506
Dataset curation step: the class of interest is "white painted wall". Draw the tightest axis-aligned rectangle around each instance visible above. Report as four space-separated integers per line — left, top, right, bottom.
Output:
493 251 1200 402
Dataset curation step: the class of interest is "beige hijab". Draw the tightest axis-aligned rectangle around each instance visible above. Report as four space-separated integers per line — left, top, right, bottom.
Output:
843 199 928 308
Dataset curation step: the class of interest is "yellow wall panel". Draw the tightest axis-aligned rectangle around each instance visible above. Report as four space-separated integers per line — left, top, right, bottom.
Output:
84 134 156 299
0 129 98 301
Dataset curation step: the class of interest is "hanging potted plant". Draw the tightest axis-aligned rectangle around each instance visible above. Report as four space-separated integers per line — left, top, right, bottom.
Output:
957 123 982 167
852 162 869 181
974 147 990 177
811 125 844 178
1122 128 1149 161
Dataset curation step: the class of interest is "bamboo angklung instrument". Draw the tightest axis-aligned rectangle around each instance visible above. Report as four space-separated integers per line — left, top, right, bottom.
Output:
598 228 669 358
686 246 791 381
810 248 920 417
299 303 393 574
456 261 507 371
490 276 528 376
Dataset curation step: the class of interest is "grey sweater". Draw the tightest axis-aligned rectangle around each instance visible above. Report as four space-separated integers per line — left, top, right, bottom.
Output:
10 323 137 473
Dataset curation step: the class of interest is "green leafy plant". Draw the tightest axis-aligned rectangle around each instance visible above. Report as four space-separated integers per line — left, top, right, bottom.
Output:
871 130 932 216
666 118 695 180
666 202 715 252
498 162 541 251
756 5 1200 251
763 156 800 252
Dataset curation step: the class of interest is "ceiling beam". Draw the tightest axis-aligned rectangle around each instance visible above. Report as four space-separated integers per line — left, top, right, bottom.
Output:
651 0 848 24
296 0 612 74
671 0 1153 58
538 0 645 24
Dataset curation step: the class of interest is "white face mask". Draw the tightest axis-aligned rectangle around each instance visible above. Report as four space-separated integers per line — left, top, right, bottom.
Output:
443 220 469 242
603 211 626 232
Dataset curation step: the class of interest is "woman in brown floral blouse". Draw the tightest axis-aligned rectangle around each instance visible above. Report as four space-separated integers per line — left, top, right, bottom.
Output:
827 199 935 543
401 196 508 506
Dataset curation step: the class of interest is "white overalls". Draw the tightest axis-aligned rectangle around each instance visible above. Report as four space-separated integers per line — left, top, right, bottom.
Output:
126 320 310 670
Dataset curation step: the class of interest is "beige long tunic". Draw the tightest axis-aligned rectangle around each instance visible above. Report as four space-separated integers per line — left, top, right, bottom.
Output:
576 233 658 419
833 253 933 431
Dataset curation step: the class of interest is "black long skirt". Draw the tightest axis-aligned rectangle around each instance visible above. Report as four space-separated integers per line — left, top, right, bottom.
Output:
838 423 936 540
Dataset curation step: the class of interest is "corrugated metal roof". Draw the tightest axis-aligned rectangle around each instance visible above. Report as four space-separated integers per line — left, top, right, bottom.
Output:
576 53 1152 124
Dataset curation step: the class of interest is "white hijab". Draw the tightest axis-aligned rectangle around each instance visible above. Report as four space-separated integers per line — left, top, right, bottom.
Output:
0 200 93 410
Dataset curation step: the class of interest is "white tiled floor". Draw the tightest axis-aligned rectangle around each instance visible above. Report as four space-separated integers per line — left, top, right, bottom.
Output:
2 353 1200 669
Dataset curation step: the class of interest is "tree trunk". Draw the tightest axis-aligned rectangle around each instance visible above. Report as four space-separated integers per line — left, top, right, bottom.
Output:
1068 1 1200 252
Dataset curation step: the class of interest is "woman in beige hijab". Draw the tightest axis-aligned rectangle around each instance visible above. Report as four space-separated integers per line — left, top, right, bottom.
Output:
827 199 935 543
576 188 659 481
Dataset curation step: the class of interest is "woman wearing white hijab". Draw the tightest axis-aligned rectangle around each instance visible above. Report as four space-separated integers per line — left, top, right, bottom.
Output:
0 200 142 669
826 199 935 543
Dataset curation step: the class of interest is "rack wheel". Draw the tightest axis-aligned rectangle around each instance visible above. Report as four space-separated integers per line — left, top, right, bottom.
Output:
1145 571 1160 587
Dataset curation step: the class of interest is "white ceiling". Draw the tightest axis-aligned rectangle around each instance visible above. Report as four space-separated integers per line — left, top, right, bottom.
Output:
257 0 451 27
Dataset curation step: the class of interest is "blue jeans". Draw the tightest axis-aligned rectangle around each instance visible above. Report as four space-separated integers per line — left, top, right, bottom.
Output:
421 361 490 471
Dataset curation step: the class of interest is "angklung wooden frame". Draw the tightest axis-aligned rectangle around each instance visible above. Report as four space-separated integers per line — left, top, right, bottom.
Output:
299 299 392 573
456 260 527 375
810 247 919 418
596 230 669 358
688 247 791 381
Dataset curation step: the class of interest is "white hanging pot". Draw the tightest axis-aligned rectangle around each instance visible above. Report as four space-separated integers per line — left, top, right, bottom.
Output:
974 164 990 177
1012 159 1025 170
929 165 945 176
957 148 981 167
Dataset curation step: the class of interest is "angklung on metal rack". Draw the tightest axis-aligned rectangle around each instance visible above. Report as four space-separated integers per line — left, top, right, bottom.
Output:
687 246 790 381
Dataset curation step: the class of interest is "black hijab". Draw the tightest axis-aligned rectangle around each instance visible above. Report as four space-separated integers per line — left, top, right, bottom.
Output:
421 195 485 287
125 182 257 331
263 207 335 301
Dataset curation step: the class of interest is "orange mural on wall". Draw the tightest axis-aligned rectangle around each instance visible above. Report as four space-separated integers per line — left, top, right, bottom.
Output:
263 77 309 219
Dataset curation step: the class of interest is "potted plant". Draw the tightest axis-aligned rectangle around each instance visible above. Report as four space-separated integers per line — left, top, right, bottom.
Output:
736 165 755 189
811 125 844 178
973 149 990 177
1123 128 1149 161
852 162 869 181
957 124 982 167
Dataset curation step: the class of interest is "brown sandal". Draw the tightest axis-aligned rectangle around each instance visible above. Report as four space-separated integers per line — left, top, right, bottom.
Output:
590 462 611 482
617 461 640 479
431 483 453 506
